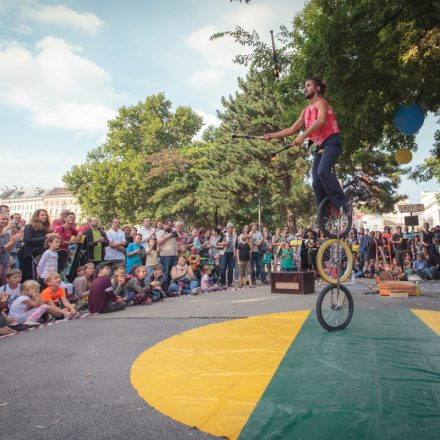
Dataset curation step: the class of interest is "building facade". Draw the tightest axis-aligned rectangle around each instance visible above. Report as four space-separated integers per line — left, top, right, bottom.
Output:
0 187 82 222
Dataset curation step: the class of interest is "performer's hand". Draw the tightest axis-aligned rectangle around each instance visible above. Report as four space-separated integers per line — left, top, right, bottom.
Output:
262 134 272 141
293 135 305 146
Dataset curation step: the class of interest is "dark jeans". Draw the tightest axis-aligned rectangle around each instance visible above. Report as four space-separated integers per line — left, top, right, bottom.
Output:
311 133 347 210
395 250 406 268
160 255 178 283
251 251 266 283
220 252 235 286
101 302 126 313
308 250 317 271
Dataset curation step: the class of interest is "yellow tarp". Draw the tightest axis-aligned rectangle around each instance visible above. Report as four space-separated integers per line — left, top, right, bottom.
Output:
130 310 310 440
412 309 440 336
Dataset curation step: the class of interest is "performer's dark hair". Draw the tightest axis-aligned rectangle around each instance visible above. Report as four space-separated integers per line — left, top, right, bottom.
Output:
306 77 327 96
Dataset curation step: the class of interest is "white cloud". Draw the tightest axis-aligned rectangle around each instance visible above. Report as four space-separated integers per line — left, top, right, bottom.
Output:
0 37 118 136
21 2 104 35
0 147 79 187
186 69 224 88
185 2 298 88
195 109 221 128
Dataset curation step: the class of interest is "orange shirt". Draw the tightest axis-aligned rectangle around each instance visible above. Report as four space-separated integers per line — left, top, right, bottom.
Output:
41 286 66 303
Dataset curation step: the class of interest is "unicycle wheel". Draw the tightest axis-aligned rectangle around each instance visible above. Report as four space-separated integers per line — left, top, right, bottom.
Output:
317 198 352 239
316 284 354 331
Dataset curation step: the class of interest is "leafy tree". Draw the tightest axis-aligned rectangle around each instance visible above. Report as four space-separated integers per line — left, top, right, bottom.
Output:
63 93 203 224
214 0 440 211
196 67 314 231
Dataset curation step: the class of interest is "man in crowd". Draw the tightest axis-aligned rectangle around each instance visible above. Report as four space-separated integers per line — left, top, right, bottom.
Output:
138 218 156 249
391 225 407 268
175 221 189 255
53 212 82 272
421 222 436 256
50 208 71 231
104 218 126 268
249 222 267 285
156 219 178 282
85 217 109 266
219 223 237 287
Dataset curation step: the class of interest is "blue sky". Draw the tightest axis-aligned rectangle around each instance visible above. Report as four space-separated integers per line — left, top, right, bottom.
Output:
0 0 437 201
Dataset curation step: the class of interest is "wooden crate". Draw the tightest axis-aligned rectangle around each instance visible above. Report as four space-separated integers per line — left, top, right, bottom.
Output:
271 271 315 294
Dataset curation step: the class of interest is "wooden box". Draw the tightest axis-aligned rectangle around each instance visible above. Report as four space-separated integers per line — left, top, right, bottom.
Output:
271 271 315 294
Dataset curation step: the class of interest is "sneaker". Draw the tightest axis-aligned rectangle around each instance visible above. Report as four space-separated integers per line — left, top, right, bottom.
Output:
23 320 40 327
190 287 202 295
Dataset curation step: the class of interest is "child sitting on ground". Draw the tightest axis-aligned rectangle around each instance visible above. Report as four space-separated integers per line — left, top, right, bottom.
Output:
112 271 127 298
146 264 168 300
40 273 78 319
0 268 22 312
187 247 202 281
200 266 220 292
8 280 49 326
124 266 153 305
73 263 95 300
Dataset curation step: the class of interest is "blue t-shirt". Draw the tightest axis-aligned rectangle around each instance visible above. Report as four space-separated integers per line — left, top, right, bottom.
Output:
126 243 143 273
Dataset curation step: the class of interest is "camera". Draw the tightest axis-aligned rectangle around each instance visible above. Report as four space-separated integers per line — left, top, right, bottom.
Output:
172 231 178 238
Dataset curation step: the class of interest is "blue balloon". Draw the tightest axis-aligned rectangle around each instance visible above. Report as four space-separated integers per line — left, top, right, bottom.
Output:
393 103 425 135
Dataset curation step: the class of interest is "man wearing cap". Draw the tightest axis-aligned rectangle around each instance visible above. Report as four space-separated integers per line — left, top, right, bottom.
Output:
218 223 237 287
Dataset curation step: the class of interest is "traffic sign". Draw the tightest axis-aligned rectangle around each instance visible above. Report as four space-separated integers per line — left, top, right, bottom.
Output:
397 204 424 213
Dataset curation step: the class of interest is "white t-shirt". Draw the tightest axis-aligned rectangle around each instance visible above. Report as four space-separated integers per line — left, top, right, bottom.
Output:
138 226 156 247
0 283 21 308
105 229 126 260
9 295 31 320
201 274 210 290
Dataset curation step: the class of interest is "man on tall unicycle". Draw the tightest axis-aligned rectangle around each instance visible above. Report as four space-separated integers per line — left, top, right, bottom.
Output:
262 77 351 222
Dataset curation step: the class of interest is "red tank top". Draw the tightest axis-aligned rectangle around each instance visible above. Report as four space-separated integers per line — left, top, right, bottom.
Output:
304 96 340 145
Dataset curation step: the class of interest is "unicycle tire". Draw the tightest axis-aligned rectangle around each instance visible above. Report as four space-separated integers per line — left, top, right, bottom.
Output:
317 197 352 239
316 284 354 331
316 239 353 284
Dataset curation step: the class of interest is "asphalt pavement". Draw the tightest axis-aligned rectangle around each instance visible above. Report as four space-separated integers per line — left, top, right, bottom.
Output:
2 279 440 440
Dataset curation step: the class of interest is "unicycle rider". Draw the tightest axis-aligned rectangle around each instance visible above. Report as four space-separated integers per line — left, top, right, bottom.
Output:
262 77 351 216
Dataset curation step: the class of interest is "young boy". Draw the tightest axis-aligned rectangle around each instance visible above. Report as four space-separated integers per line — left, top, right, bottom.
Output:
146 264 168 300
0 268 22 311
88 264 125 314
292 245 301 271
236 236 254 287
40 273 78 319
124 266 153 305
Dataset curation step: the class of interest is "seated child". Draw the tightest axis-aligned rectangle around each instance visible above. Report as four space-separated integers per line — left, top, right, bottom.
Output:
40 273 78 319
146 264 168 300
187 247 202 281
8 280 49 326
112 271 127 298
124 266 153 305
0 268 22 312
200 265 220 292
72 263 95 300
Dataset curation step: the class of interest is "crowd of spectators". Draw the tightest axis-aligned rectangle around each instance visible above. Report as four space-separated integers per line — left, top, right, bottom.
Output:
0 203 439 336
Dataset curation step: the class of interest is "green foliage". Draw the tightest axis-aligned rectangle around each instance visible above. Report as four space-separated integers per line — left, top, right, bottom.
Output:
196 67 314 230
63 93 203 225
215 0 440 210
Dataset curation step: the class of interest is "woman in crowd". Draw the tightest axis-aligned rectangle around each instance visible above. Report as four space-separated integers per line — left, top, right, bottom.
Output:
169 255 201 296
0 213 23 286
20 209 50 281
271 227 282 273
